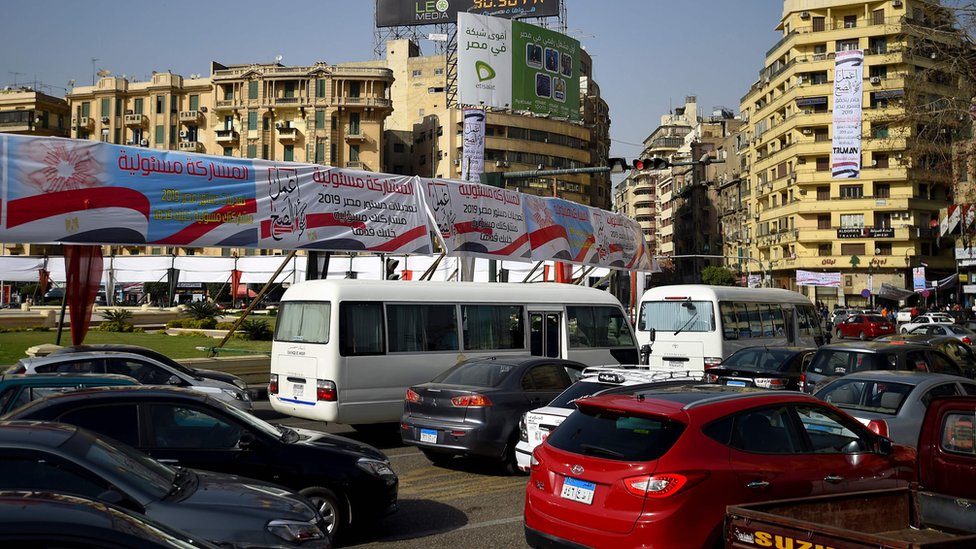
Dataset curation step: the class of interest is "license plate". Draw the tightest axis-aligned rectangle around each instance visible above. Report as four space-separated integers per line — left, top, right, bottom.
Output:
293 383 304 397
727 380 747 387
666 360 684 369
560 477 595 505
420 428 437 443
534 428 549 443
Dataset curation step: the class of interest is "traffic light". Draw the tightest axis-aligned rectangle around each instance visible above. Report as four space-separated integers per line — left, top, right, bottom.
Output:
385 258 400 280
632 157 669 171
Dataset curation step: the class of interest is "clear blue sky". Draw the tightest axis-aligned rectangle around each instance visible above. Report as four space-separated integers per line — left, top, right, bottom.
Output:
1 0 782 160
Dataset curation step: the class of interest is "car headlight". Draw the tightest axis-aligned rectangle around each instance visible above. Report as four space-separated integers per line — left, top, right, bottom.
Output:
221 388 248 401
356 457 396 478
266 519 325 543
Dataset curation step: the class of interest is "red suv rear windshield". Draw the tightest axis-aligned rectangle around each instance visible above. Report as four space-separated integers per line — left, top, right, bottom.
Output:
546 407 685 461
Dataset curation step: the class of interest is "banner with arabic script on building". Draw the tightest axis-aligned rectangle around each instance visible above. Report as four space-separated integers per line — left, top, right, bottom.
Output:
831 49 863 179
422 178 530 260
524 194 595 262
0 134 432 254
796 269 841 287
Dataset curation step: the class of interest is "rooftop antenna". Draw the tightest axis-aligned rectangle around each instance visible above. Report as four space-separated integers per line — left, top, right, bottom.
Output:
8 71 24 87
91 58 99 85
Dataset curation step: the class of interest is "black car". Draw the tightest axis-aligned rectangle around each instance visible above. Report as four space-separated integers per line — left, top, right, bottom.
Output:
0 420 330 548
704 346 816 391
801 341 965 394
5 386 397 540
48 344 249 392
0 490 221 548
874 333 976 378
401 356 587 472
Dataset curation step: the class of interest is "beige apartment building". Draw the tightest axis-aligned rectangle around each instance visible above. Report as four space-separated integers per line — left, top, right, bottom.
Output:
735 0 965 306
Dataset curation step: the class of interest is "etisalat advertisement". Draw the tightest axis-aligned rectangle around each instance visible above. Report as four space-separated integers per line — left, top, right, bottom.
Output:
458 12 580 121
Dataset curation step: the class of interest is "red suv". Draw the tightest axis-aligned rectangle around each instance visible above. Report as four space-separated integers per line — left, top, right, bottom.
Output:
523 385 915 549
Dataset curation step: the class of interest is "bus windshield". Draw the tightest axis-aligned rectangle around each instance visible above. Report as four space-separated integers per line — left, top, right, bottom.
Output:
638 300 715 333
275 301 331 344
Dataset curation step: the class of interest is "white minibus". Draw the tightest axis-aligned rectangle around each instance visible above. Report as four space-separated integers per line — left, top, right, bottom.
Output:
635 284 827 373
269 280 638 426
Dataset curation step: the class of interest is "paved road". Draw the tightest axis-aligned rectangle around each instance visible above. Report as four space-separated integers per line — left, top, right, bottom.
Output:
253 400 530 548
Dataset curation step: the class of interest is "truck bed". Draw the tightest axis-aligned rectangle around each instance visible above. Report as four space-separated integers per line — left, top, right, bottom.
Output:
726 488 976 549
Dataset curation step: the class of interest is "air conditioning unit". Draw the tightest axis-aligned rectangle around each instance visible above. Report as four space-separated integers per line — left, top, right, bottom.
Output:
744 238 752 244
125 109 134 115
199 106 208 113
140 139 149 146
893 0 902 7
754 213 761 220
870 76 882 84
100 116 109 124
801 128 813 135
275 121 286 129
178 130 188 138
800 11 811 19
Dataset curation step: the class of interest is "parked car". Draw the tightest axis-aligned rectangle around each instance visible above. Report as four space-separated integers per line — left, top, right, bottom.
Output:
704 346 816 391
401 356 587 472
800 341 965 394
876 333 976 377
0 490 221 548
6 351 252 411
902 322 976 345
834 313 896 340
814 370 976 446
828 308 858 329
0 420 330 548
895 307 916 324
523 384 915 549
4 385 397 540
0 373 138 415
899 313 955 334
515 367 701 472
48 344 249 392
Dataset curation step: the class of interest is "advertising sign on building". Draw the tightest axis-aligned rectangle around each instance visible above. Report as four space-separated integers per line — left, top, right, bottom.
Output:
831 49 864 179
461 108 486 182
913 266 927 291
796 270 841 287
836 227 894 238
375 0 561 28
458 12 580 120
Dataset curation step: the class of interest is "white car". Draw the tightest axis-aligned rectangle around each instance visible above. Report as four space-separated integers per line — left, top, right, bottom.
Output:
514 367 701 472
7 351 252 411
899 313 955 334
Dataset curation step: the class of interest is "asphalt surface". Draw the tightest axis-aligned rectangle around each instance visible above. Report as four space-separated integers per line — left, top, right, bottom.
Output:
253 400 530 548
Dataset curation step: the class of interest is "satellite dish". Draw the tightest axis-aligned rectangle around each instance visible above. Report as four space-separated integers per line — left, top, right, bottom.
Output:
67 79 75 87
275 55 283 63
97 69 111 77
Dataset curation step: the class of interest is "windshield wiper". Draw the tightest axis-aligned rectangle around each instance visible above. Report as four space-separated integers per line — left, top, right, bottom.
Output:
579 443 625 459
167 467 192 497
674 312 700 336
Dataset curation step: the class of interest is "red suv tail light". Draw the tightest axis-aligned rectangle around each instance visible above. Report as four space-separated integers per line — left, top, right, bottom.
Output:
622 472 708 498
451 394 492 407
316 380 337 401
268 374 279 395
866 419 889 438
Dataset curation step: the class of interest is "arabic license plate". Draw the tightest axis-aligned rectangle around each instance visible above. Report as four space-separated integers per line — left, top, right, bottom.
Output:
560 477 595 505
727 380 747 387
420 428 437 444
293 383 304 398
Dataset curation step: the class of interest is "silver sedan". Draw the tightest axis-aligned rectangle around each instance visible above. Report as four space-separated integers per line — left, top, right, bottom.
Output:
906 323 976 346
814 370 976 446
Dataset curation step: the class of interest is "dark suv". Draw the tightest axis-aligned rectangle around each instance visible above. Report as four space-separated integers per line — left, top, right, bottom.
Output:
801 341 965 393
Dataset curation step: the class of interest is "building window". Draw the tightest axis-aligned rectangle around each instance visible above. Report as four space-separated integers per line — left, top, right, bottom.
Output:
836 39 859 51
249 81 259 99
100 98 110 117
155 125 164 144
315 141 325 163
247 144 257 158
434 68 444 75
283 82 296 98
872 9 885 25
284 145 294 162
818 244 832 256
841 243 866 255
872 123 889 138
349 145 360 162
133 98 143 115
813 16 825 32
809 71 828 85
840 185 863 198
248 112 258 131
817 186 830 200
412 70 422 77
223 86 233 101
331 116 337 130
189 95 199 111
843 15 857 28
816 157 830 172
876 242 892 255
876 183 890 198
349 81 360 98
330 143 337 162
876 212 892 228
393 142 405 153
223 147 232 156
169 124 176 144
155 95 165 114
869 36 887 54
315 110 325 129
818 215 831 229
315 79 326 98
814 128 829 142
840 213 865 227
262 144 269 159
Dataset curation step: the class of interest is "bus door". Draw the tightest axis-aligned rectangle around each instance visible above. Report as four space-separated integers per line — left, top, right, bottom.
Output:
529 311 562 358
783 308 796 344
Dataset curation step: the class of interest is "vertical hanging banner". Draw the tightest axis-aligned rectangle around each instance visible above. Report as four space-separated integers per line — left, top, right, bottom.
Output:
913 266 927 291
458 13 580 121
831 49 863 179
461 108 486 182
422 178 530 260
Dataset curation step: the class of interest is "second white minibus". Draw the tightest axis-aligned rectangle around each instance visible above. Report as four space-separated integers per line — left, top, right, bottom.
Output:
269 280 638 426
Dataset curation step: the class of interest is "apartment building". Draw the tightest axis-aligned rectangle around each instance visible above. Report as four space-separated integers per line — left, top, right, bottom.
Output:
737 0 965 305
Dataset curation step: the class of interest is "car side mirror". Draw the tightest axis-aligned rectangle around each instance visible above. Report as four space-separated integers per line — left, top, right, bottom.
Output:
639 344 652 365
239 431 256 450
166 375 181 386
647 328 656 343
876 436 893 456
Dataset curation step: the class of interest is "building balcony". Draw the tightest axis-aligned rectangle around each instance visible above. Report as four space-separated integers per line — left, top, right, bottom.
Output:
123 114 146 127
73 116 94 130
333 97 392 109
178 141 204 153
344 125 366 142
215 130 239 144
277 126 299 142
273 97 302 106
179 110 204 124
345 160 366 170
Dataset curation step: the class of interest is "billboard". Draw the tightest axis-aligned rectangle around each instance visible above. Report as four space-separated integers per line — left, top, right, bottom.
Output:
831 49 863 179
375 0 560 28
458 13 580 120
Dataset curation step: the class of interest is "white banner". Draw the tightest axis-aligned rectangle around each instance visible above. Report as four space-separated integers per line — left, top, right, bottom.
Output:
461 108 486 182
458 13 513 109
831 50 863 179
796 270 841 287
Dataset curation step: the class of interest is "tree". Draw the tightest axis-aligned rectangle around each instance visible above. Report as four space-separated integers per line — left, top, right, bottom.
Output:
701 266 737 286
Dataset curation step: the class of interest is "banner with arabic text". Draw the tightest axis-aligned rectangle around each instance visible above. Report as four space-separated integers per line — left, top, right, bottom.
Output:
796 270 840 287
831 49 863 179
